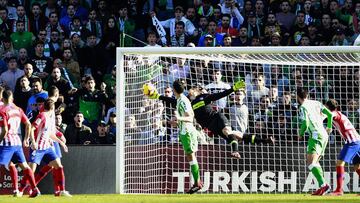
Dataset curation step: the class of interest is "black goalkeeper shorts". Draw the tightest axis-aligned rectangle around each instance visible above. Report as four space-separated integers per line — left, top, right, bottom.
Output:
207 113 231 140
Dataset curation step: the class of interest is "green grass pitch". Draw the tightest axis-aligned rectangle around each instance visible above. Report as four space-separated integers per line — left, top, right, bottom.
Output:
0 194 359 203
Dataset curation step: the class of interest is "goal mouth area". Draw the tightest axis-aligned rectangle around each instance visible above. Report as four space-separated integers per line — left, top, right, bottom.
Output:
116 46 360 194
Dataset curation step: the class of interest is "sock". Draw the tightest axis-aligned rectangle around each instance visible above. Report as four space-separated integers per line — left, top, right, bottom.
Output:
9 165 18 191
242 134 268 144
228 134 238 152
18 175 29 192
23 168 37 189
54 167 65 191
35 165 53 185
52 170 60 192
335 165 345 192
310 165 325 187
190 161 200 185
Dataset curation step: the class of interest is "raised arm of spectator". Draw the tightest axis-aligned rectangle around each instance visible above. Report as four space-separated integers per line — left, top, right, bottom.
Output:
231 6 244 28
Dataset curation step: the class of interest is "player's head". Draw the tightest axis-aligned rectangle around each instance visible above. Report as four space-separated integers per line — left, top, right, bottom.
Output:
48 85 59 99
2 89 13 104
325 99 339 111
44 99 55 111
296 87 308 105
172 79 186 97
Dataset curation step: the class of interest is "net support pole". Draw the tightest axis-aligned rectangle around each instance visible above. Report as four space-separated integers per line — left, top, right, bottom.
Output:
116 48 126 194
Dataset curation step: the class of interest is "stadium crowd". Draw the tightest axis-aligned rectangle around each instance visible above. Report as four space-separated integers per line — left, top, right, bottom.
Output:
0 0 359 145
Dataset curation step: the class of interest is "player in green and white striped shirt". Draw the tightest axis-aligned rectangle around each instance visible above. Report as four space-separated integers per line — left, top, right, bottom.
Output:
172 80 202 194
297 88 333 195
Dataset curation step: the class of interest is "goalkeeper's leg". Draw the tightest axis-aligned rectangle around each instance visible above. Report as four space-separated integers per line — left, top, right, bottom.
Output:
241 134 275 145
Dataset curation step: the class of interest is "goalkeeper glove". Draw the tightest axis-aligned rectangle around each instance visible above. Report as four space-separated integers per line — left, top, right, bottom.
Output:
232 79 246 91
148 90 160 99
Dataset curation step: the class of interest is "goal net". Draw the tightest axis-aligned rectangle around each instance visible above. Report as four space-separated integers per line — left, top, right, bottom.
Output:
116 47 360 194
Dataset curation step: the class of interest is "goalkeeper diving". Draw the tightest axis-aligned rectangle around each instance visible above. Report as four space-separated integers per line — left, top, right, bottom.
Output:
144 79 274 159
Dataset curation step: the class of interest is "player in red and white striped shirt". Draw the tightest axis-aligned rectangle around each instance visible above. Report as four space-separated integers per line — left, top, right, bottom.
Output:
0 89 40 197
27 99 71 197
325 99 360 196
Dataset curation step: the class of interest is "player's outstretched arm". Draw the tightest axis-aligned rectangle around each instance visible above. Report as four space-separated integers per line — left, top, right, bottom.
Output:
321 106 333 134
205 80 246 102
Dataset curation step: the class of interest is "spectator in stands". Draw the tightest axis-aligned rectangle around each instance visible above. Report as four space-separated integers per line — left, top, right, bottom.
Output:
44 67 72 97
68 16 88 41
45 12 64 41
222 34 233 46
29 3 47 36
0 36 17 59
330 28 350 45
168 58 191 82
276 0 296 31
243 11 263 39
80 32 106 83
56 112 67 134
198 19 223 46
308 74 330 102
102 65 116 96
73 75 107 131
197 16 209 37
60 0 88 24
60 4 76 35
42 0 60 18
205 69 231 110
254 0 266 25
299 34 311 46
318 13 333 44
253 95 273 122
291 10 308 45
53 58 78 88
26 76 48 115
229 89 249 134
307 23 321 45
0 0 16 20
96 0 111 26
85 9 102 44
303 0 314 25
197 0 213 18
101 17 120 67
15 62 35 92
62 48 80 82
31 40 52 79
185 7 197 25
37 29 51 58
48 30 61 58
153 6 195 37
216 14 239 37
0 56 23 91
14 75 32 112
0 7 14 40
269 111 296 143
233 27 251 46
92 120 114 145
265 64 289 97
275 91 297 120
145 31 161 47
17 48 30 69
168 21 191 47
268 85 279 108
64 111 93 145
10 20 34 51
107 112 116 142
250 73 269 104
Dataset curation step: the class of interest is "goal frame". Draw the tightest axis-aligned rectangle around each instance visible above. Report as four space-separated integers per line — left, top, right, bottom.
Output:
115 46 360 194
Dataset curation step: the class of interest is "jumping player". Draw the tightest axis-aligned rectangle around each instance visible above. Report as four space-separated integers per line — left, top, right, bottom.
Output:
325 99 360 196
297 88 333 195
147 80 274 158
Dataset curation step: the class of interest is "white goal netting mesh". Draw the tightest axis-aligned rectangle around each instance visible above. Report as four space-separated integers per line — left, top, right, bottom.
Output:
119 49 360 194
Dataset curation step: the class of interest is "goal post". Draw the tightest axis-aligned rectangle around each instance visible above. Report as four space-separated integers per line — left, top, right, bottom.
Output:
116 46 360 194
